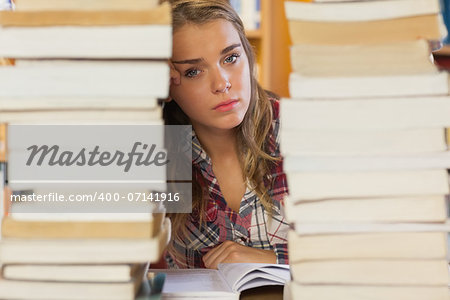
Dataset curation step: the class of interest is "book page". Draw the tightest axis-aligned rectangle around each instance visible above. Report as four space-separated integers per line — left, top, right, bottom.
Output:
150 269 237 299
218 263 290 293
234 272 286 292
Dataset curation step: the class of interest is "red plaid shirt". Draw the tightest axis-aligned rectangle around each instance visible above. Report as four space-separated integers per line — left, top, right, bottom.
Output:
166 99 289 268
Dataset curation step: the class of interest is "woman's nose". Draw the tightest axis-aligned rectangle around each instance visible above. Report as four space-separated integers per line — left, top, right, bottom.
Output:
211 67 231 93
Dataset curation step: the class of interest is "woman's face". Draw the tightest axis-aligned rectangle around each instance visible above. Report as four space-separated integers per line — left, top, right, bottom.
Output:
169 19 251 133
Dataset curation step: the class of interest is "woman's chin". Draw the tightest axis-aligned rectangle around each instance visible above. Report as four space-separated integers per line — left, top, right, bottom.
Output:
220 116 245 130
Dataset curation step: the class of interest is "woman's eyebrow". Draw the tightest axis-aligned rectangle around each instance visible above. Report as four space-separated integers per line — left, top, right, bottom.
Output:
172 43 242 65
172 57 204 64
221 43 241 55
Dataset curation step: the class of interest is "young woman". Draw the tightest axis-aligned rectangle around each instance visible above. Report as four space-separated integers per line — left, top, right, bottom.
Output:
163 0 289 269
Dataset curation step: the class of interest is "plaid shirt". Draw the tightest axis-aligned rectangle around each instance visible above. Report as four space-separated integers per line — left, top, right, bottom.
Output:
166 99 289 268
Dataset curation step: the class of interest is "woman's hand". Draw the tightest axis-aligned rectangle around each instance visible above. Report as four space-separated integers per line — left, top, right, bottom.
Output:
202 240 277 269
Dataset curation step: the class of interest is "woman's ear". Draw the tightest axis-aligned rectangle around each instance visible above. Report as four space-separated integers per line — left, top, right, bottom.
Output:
169 60 181 86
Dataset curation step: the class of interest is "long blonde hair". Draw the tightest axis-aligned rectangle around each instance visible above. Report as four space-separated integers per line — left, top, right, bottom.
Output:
162 0 278 264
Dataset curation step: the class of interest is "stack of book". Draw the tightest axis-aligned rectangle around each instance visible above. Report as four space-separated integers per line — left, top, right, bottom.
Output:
0 0 172 299
0 0 170 123
0 211 169 299
282 0 450 299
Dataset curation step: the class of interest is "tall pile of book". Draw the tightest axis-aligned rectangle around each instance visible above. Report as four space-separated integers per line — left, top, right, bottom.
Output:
0 1 171 299
281 0 450 299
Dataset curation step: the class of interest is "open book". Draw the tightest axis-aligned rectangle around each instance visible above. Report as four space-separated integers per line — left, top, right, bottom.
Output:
149 263 290 299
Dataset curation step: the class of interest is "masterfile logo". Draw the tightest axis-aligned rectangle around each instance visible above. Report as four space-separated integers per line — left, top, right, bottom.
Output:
26 142 169 172
7 124 192 213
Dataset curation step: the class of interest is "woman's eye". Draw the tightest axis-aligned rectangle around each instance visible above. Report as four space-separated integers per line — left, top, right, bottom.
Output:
185 69 201 78
224 53 240 64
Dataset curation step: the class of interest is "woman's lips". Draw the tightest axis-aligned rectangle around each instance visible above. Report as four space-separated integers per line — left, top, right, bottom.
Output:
214 99 239 112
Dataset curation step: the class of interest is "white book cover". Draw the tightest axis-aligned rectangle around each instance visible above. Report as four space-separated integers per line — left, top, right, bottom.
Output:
3 263 146 282
0 61 169 98
0 25 172 59
290 259 449 285
289 40 437 77
280 96 450 130
0 97 159 111
284 151 450 172
0 218 170 264
0 279 140 300
289 71 448 99
280 128 447 156
285 0 441 22
0 109 163 124
284 195 447 223
292 220 450 235
14 0 160 11
287 231 448 261
287 169 449 201
8 210 155 222
0 165 3 241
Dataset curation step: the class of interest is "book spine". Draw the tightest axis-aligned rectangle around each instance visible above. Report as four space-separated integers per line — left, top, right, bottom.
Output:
0 162 5 241
229 0 242 15
447 128 450 147
241 0 257 31
231 0 260 30
0 123 5 239
0 0 14 10
255 0 261 29
0 123 6 163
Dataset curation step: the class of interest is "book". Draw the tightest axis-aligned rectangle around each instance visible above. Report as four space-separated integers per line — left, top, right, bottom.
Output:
0 58 14 65
150 263 290 299
284 0 450 295
280 97 450 130
0 269 146 300
285 0 441 22
284 282 450 300
289 71 448 99
2 263 146 282
448 128 450 147
0 8 170 26
0 164 4 240
1 213 164 239
290 40 437 77
0 109 163 124
0 123 5 162
8 211 159 222
290 259 449 285
0 97 159 111
14 0 160 11
284 195 447 223
291 220 450 235
0 61 169 98
280 128 447 156
288 231 447 261
0 218 170 264
287 14 446 45
0 25 171 59
240 0 259 31
287 170 449 201
284 151 450 172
